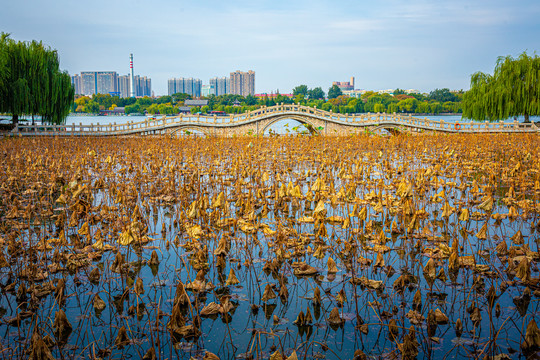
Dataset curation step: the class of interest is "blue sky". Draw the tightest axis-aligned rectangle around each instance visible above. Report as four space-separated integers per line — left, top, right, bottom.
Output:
2 0 539 95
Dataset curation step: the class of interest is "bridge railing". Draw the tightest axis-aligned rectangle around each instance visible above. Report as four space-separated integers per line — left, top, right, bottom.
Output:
10 106 539 136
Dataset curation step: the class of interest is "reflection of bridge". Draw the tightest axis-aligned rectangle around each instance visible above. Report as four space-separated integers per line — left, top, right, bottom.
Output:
11 104 540 136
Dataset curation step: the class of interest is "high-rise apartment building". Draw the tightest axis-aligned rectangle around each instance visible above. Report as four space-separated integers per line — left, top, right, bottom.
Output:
71 74 82 95
209 77 229 96
201 84 216 97
79 71 118 95
229 70 255 96
167 77 202 97
118 75 151 97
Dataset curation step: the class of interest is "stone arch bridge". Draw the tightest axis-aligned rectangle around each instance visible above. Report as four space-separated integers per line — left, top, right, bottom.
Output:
10 104 540 137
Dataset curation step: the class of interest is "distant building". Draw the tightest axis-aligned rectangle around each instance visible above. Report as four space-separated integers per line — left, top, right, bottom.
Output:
209 77 229 96
333 77 355 91
134 75 152 97
71 74 82 95
201 84 216 97
118 75 130 98
78 71 118 96
229 70 255 96
343 89 366 98
185 99 208 106
377 89 394 95
168 77 202 97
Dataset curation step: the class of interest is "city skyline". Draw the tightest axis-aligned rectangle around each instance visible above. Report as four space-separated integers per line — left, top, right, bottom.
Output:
2 0 539 96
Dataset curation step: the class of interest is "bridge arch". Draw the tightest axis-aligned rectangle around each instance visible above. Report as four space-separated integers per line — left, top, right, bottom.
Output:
258 114 320 135
168 125 212 137
370 124 406 135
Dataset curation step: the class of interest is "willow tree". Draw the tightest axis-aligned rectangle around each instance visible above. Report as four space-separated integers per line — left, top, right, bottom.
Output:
463 52 540 122
0 33 74 125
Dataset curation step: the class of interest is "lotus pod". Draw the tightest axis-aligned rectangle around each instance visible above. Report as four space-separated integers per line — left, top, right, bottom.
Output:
167 302 186 334
270 351 283 360
293 310 305 325
149 250 160 265
327 257 338 273
495 240 508 256
174 280 190 307
225 268 240 286
458 208 469 222
508 206 519 219
203 352 220 360
53 309 72 342
273 314 280 325
115 326 130 348
511 230 524 245
327 307 344 326
478 196 493 212
423 258 436 285
475 223 488 240
137 302 146 319
413 289 422 311
428 308 448 324
305 307 313 324
436 268 447 282
279 284 288 303
522 319 540 352
316 223 327 238
286 350 298 360
142 347 157 360
200 302 220 317
516 256 531 282
261 284 277 302
353 349 367 360
388 319 398 340
374 252 385 268
88 267 100 283
112 252 125 273
495 303 501 318
134 277 144 295
400 326 419 360
214 237 229 256
94 294 106 311
313 245 325 259
28 331 55 360
313 200 326 217
470 307 482 326
313 287 321 306
448 251 459 273
455 318 463 337
336 288 347 305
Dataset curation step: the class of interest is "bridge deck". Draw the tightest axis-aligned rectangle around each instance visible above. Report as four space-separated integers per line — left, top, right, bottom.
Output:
5 104 540 136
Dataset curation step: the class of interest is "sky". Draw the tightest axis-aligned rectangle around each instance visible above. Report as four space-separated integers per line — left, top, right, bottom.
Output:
2 0 539 96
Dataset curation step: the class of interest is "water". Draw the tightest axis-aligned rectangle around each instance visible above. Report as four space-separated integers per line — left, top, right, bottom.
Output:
0 135 538 359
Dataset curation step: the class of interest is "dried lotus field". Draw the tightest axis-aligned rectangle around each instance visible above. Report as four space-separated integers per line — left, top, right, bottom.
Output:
1 134 540 360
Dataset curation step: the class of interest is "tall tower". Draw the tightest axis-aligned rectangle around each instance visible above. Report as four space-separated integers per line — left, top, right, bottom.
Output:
129 54 135 97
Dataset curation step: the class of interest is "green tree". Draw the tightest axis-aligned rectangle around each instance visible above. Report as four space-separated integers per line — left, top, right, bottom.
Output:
463 52 540 122
245 94 257 106
171 93 192 104
0 34 73 125
308 87 325 100
328 85 342 99
429 88 457 102
292 85 308 97
83 101 99 114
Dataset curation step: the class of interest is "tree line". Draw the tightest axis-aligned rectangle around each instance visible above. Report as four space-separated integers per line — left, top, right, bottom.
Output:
0 33 73 125
73 86 463 116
